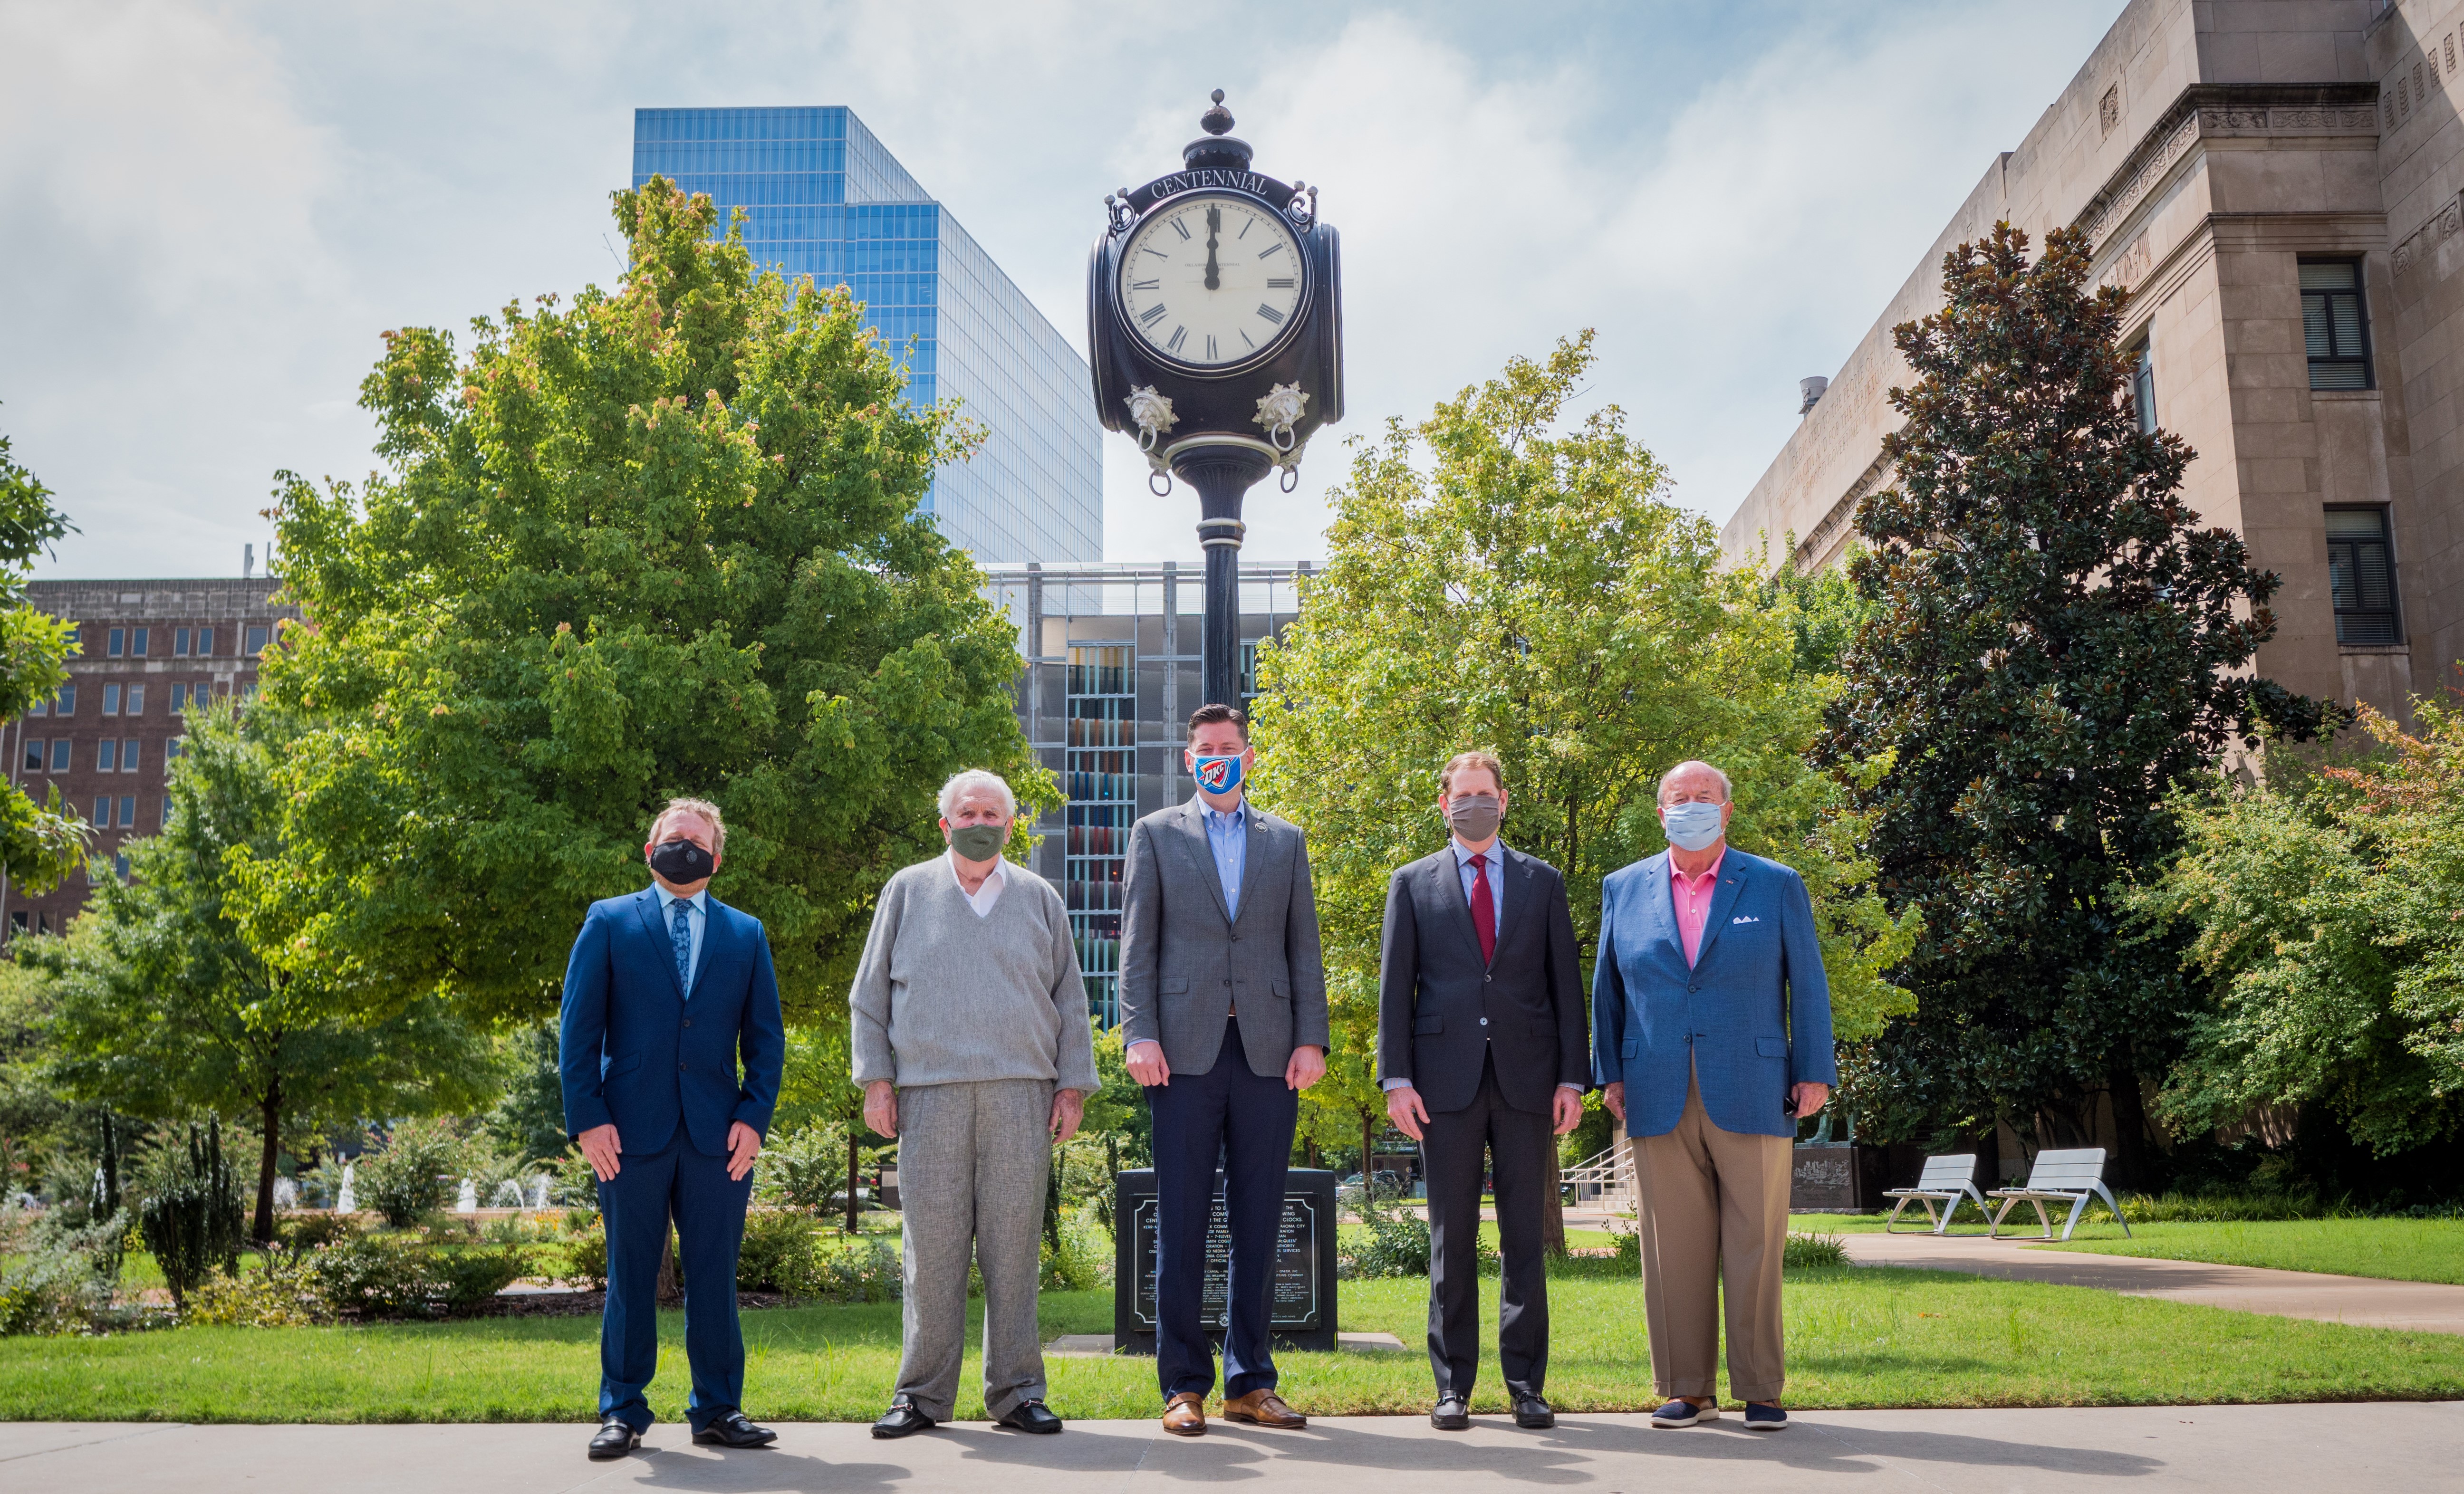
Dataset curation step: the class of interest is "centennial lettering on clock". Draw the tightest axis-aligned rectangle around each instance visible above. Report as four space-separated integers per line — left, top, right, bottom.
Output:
1116 193 1307 371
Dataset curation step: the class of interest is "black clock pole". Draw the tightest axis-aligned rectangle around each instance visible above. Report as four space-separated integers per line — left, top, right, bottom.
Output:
1179 445 1273 707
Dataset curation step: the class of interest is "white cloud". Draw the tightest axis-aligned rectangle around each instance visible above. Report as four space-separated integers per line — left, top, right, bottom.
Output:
0 0 2126 578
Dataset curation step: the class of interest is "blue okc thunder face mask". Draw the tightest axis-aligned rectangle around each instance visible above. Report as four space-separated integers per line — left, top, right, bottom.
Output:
1661 800 1725 852
1193 753 1246 795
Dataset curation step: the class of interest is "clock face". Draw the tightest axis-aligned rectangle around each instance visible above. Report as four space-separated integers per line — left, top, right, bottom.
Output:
1117 193 1306 371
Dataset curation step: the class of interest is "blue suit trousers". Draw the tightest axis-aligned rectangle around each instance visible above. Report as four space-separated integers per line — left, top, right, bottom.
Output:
1146 1016 1299 1403
597 1136 752 1432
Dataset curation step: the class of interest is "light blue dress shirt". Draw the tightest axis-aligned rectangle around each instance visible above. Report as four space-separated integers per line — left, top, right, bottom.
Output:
1452 838 1505 929
653 884 710 994
1202 800 1248 921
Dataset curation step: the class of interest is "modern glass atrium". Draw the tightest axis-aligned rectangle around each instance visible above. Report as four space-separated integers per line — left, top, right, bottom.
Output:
631 106 1101 563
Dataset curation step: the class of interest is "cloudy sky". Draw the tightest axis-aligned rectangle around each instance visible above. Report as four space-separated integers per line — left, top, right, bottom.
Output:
0 0 2129 578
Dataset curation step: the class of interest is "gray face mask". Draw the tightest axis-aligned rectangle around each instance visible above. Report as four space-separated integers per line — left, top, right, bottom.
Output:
1447 793 1502 843
949 823 1007 862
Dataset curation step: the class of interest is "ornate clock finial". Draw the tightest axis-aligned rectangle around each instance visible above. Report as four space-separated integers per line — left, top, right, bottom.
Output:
1201 89 1233 136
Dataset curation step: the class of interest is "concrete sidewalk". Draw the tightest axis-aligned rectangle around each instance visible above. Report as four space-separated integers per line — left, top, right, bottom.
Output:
1841 1230 2464 1334
6 1404 2459 1492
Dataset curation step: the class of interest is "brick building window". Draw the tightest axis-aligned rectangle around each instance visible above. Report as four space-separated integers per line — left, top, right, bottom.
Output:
53 684 73 716
20 739 41 772
102 683 120 716
2326 507 2403 645
96 741 116 772
2300 260 2372 390
125 684 144 716
120 739 139 772
48 740 68 773
246 624 270 655
106 627 123 658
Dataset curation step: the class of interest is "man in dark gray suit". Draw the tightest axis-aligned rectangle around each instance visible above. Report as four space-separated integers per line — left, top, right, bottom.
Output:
1378 751 1587 1432
1119 702 1329 1438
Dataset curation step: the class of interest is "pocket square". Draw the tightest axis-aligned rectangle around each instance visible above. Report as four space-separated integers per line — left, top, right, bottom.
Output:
1732 915 1761 924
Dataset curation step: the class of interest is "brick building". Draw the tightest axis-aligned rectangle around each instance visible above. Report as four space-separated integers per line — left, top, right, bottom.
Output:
2 577 300 937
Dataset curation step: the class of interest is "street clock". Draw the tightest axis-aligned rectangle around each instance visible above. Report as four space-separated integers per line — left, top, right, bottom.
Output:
1088 90 1344 709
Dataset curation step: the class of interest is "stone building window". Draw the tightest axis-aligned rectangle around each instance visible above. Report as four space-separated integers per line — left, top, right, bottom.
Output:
2128 338 2156 434
2300 260 2372 390
2326 507 2402 646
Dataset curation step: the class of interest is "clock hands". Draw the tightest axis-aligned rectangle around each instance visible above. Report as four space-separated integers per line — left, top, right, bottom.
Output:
1203 205 1221 291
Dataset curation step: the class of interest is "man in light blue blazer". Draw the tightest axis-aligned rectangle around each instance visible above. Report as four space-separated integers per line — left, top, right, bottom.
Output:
1591 761 1834 1433
560 797 787 1461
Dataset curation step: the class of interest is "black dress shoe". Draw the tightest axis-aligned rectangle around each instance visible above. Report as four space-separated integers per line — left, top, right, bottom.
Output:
1430 1396 1471 1431
997 1398 1064 1435
588 1417 641 1460
1513 1392 1556 1429
692 1409 778 1448
871 1397 938 1439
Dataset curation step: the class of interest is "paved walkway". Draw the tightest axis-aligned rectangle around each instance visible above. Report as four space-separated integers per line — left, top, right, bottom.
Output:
6 1404 2458 1492
1840 1230 2464 1334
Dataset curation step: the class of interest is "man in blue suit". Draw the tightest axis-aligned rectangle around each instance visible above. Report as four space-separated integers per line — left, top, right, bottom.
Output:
1592 761 1834 1433
560 797 787 1461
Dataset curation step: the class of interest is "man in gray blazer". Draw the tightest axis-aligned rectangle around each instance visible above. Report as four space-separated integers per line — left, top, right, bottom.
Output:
1119 702 1329 1437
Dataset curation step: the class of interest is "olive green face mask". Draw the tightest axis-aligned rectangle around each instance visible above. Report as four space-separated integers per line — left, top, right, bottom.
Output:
949 823 1008 862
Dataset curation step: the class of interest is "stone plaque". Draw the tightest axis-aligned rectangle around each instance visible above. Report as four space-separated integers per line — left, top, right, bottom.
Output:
1112 1168 1337 1353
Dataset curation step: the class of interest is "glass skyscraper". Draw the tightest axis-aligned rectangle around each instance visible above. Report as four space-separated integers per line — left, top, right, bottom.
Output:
631 106 1101 562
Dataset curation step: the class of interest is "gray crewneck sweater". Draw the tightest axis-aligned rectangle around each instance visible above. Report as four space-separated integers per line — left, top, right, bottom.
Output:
849 855 1099 1092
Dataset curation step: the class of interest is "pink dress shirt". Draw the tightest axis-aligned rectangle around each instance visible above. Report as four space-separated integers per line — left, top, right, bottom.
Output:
1670 849 1725 968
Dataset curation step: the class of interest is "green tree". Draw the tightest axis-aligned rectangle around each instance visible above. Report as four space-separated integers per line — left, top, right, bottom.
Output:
247 179 1048 1046
1253 335 1915 1241
1823 222 2332 1179
2131 699 2464 1155
0 414 92 893
35 703 495 1242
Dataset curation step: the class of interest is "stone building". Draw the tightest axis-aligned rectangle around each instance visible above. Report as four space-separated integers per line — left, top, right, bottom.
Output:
1725 0 2462 721
1 576 299 936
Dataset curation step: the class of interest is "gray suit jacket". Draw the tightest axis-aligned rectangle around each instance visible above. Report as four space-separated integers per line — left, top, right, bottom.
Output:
1118 794 1330 1077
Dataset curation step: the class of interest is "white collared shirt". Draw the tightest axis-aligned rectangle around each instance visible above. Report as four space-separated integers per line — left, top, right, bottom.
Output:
652 883 710 993
950 849 1007 919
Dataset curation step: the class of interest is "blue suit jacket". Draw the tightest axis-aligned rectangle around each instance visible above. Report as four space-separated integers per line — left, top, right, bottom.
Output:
558 887 787 1158
1589 848 1838 1139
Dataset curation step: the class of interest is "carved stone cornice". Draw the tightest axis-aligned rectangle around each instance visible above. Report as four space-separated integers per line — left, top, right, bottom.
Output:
2073 83 2381 250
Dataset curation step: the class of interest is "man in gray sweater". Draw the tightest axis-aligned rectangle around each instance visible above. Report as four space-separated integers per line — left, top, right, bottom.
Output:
850 768 1099 1439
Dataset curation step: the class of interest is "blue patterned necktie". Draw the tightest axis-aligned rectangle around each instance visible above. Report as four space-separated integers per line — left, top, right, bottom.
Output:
670 898 693 996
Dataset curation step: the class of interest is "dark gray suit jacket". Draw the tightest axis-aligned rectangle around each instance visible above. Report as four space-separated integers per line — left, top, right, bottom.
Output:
1376 843 1587 1115
1118 794 1330 1078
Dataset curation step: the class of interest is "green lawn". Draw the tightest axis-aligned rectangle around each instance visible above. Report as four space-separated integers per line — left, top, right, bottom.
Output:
5 1266 2460 1422
2034 1219 2464 1284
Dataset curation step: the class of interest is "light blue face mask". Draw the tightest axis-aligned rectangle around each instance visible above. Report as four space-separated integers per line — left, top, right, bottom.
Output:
1662 800 1725 852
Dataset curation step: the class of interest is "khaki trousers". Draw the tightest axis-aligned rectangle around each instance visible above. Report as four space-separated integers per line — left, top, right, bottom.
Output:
1631 1068 1791 1402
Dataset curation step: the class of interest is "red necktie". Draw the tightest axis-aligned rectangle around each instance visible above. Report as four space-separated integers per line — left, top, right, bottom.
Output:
1471 854 1496 966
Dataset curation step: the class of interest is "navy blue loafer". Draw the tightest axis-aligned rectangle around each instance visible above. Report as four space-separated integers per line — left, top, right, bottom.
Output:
1650 1400 1710 1427
1743 1402 1788 1430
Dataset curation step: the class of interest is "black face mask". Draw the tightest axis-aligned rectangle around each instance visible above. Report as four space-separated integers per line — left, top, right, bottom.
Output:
648 838 715 886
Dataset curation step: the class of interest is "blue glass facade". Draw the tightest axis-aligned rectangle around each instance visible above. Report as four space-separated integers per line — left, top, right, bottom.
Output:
632 107 1101 562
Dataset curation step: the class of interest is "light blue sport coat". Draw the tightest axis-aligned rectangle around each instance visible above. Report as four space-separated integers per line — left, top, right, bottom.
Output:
1589 847 1838 1139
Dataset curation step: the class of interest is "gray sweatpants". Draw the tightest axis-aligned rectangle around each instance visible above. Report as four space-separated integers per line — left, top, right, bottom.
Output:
893 1078 1053 1421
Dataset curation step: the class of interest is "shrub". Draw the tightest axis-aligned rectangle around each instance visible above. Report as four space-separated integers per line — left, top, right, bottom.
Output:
780 1236 900 1303
276 1212 364 1251
0 1249 115 1336
1040 1207 1111 1292
137 1123 245 1307
356 1120 470 1227
562 1226 608 1291
1340 1195 1432 1280
737 1209 820 1292
752 1123 847 1216
299 1231 523 1319
183 1263 325 1327
1783 1231 1848 1269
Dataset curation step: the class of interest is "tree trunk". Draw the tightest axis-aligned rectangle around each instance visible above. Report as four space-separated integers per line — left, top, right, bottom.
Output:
656 1224 682 1306
1359 1108 1375 1198
845 1127 862 1235
252 1076 283 1246
2107 1063 2155 1196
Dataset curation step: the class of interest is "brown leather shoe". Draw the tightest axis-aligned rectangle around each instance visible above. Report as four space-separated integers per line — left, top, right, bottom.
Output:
1162 1392 1207 1436
1222 1389 1306 1428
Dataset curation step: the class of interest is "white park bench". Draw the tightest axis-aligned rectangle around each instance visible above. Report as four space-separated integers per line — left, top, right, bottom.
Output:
1880 1154 1992 1234
1988 1148 2133 1242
